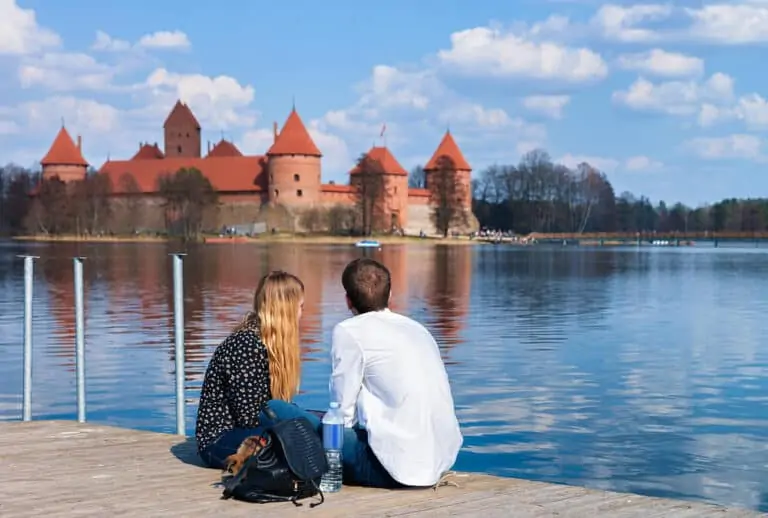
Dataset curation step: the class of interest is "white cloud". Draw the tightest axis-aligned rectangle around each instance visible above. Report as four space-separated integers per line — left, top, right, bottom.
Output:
684 134 763 160
557 153 664 172
91 30 130 52
144 68 256 128
0 0 60 55
591 4 672 43
685 4 768 44
625 155 663 171
18 52 116 91
91 30 191 52
617 49 704 78
699 94 768 129
522 95 571 119
558 153 620 172
612 73 734 116
137 30 191 50
436 26 608 82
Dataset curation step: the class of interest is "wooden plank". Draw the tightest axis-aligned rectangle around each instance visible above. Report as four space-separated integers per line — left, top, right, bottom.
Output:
0 421 763 517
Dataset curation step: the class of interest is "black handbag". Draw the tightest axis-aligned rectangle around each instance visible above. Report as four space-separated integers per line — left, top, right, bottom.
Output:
221 404 329 507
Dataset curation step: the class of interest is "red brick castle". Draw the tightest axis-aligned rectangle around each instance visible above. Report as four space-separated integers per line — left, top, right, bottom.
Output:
39 101 477 235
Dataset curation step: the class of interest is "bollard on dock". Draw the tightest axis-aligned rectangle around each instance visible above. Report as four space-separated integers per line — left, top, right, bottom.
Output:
74 257 87 423
19 255 38 421
171 253 186 436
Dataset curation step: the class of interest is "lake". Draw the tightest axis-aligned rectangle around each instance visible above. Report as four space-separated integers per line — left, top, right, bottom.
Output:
1 240 767 512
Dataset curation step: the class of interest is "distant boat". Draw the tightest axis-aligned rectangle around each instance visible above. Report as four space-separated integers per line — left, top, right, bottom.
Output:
355 239 381 248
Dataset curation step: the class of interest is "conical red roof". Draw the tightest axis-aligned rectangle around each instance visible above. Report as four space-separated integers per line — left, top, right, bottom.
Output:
41 127 88 167
131 143 165 160
349 146 407 176
207 139 243 158
424 131 471 171
164 100 200 129
267 108 322 157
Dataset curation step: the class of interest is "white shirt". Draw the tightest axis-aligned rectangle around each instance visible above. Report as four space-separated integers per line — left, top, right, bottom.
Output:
329 309 463 486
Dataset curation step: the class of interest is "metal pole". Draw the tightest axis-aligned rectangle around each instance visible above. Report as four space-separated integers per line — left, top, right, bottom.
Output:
74 257 86 423
19 255 38 421
172 253 186 436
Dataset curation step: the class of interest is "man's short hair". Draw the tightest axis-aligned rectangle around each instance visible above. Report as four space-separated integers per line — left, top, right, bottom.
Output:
342 258 391 314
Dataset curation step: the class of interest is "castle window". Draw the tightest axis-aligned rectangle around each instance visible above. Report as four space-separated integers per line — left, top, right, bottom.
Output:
274 189 279 199
394 186 398 194
186 133 190 137
297 189 303 197
294 174 300 182
177 145 182 153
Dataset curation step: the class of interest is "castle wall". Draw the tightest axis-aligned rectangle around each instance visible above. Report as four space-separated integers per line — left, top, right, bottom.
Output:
268 155 322 205
319 188 355 206
42 164 87 183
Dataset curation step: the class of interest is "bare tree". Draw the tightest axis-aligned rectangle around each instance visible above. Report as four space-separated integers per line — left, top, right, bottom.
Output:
409 165 425 188
350 153 386 236
299 207 325 233
118 173 142 233
428 155 468 237
158 167 218 241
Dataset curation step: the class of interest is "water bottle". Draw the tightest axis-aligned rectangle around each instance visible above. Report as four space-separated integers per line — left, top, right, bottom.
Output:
319 401 344 493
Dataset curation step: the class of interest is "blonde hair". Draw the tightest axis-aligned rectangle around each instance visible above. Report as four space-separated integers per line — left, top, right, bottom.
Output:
234 270 304 402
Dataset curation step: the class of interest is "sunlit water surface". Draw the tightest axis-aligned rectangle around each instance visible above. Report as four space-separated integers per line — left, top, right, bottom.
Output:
1 240 767 511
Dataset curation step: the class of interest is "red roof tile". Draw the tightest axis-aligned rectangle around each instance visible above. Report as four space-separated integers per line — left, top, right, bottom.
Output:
321 183 354 193
424 131 471 171
407 188 430 198
267 108 322 157
350 146 407 176
132 143 165 160
41 127 88 167
99 156 267 194
207 139 243 158
164 100 200 129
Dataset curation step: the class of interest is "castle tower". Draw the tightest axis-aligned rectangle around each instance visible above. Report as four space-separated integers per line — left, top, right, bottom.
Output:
40 126 88 182
423 130 472 212
266 108 322 205
350 146 409 231
163 100 201 158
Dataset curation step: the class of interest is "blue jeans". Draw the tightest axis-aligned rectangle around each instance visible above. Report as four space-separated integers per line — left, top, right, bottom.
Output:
199 400 402 489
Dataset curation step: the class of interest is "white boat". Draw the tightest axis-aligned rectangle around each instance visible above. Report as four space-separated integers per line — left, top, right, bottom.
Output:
355 239 381 248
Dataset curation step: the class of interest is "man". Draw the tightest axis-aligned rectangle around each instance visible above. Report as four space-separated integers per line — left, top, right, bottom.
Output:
330 257 463 488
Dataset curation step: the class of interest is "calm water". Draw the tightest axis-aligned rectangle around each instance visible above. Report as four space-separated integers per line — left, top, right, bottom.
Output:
1 240 768 511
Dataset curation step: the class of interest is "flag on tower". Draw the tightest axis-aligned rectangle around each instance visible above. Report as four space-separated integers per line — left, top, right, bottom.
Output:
380 123 387 137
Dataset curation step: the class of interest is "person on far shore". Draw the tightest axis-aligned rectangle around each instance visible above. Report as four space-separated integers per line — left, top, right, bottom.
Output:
195 270 309 470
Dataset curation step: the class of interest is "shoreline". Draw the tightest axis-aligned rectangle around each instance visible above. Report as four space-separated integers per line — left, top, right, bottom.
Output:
9 234 486 246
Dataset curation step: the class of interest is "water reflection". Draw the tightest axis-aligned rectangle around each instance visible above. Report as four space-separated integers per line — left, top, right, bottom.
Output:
1 241 768 512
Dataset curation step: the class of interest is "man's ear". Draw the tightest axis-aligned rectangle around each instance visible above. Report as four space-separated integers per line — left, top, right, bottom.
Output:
346 294 355 314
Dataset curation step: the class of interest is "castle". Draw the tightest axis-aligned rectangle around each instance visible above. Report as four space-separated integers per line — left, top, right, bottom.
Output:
39 100 477 235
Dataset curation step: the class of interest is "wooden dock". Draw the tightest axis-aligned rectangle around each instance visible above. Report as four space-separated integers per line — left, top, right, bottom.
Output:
0 421 764 517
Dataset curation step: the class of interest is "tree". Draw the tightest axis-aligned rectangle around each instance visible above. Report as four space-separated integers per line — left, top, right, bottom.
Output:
350 153 386 236
29 176 69 234
326 204 357 235
158 167 218 241
118 173 143 233
428 155 468 237
409 165 425 188
298 207 325 233
71 173 113 235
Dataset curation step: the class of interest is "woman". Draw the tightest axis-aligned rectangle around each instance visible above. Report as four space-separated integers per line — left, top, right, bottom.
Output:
195 270 305 469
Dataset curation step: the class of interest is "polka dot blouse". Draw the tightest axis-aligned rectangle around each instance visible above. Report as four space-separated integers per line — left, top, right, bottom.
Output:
195 326 271 452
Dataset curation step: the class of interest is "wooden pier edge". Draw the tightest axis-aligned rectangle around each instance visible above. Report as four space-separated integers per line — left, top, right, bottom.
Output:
0 420 763 517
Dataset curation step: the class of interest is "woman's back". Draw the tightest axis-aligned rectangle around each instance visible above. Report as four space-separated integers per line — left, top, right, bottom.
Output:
195 327 271 453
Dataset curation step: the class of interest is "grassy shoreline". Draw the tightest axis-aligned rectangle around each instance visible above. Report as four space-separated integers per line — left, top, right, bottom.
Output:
10 233 486 246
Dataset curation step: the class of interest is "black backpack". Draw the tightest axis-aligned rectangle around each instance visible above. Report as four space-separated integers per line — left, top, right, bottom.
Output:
221 404 329 507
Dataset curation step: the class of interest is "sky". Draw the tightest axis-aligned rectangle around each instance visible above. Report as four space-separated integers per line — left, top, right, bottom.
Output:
1 0 768 207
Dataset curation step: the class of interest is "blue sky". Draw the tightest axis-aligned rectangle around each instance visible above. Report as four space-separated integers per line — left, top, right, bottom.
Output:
2 0 768 206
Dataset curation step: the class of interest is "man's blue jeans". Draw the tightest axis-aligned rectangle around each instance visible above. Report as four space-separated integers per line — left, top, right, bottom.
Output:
199 400 402 489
